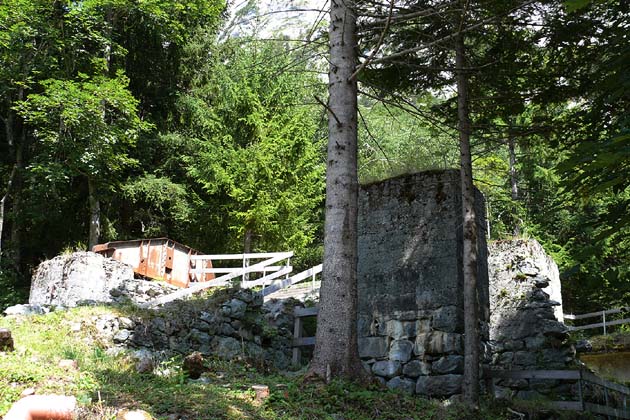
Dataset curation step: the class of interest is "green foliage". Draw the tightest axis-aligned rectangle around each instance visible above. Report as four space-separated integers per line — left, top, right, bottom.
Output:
178 37 326 254
16 72 148 182
357 96 458 183
0 267 28 313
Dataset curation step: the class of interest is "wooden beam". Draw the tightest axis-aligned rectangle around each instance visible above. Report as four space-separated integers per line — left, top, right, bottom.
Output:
294 306 319 318
564 307 629 320
567 317 630 331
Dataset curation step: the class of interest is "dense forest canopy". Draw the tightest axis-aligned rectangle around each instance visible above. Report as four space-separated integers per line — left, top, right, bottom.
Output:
0 0 628 314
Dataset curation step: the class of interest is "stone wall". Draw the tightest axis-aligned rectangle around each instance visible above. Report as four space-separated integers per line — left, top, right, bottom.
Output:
356 170 489 397
488 239 576 399
88 289 298 370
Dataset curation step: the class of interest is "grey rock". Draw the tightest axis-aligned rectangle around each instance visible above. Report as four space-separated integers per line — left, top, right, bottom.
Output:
504 340 524 351
238 328 254 342
29 252 134 307
227 299 248 319
389 339 414 363
358 337 388 358
244 342 264 359
432 306 461 332
218 323 236 336
513 351 536 367
432 355 464 374
151 317 168 333
372 360 401 379
416 374 462 397
402 360 431 378
386 376 415 394
382 320 417 339
190 329 212 346
118 317 135 330
133 349 155 374
498 351 514 365
214 336 242 360
414 332 462 355
524 335 546 350
3 304 45 316
113 329 131 343
575 339 592 353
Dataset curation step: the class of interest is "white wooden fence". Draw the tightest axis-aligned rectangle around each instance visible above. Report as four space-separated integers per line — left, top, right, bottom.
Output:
564 307 630 335
141 252 322 308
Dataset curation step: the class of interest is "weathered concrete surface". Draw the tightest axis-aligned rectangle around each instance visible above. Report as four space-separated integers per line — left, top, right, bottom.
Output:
30 252 135 307
357 170 489 396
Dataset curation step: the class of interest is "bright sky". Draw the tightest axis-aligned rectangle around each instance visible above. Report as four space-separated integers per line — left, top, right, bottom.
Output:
224 0 329 39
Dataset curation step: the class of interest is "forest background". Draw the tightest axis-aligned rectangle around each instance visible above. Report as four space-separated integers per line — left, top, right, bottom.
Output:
0 0 628 315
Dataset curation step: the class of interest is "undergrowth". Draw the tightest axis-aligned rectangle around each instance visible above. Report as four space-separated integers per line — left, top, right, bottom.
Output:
1 306 511 419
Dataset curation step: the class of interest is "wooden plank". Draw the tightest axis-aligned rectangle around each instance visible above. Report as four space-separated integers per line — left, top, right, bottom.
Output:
293 336 316 347
294 306 319 317
567 317 630 331
484 369 581 380
260 264 322 297
241 266 293 288
581 370 630 395
190 252 293 261
292 315 303 367
548 401 583 411
564 307 629 320
584 402 630 419
190 265 287 274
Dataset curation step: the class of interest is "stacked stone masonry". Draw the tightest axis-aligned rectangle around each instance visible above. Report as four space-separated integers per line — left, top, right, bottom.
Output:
487 239 577 400
356 170 490 397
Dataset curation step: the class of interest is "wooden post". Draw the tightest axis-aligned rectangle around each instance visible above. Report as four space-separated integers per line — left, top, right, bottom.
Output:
292 307 303 367
578 370 584 411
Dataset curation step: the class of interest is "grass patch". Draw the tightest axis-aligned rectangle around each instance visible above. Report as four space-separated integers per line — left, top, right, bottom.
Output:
1 306 511 419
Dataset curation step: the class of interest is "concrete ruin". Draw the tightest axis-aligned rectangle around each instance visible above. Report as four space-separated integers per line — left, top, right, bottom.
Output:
356 170 490 396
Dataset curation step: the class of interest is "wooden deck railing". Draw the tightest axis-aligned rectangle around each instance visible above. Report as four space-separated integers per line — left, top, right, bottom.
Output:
564 306 630 335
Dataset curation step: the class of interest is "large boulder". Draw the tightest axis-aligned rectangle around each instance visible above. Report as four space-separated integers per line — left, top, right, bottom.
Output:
29 252 134 307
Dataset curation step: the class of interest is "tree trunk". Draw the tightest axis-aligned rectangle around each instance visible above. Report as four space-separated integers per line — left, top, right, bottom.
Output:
309 0 365 382
507 132 521 236
0 165 18 263
87 177 101 251
243 229 252 282
455 33 480 407
10 122 24 273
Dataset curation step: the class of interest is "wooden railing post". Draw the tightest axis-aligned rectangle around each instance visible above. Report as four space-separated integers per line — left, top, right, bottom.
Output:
578 369 584 411
292 307 303 367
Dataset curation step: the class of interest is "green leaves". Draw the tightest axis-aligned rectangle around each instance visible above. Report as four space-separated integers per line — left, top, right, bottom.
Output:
16 72 148 180
564 0 592 13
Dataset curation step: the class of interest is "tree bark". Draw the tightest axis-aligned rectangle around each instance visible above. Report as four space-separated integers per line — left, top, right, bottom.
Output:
507 132 521 236
87 177 101 251
10 120 24 273
0 166 18 263
309 0 365 382
455 33 480 407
